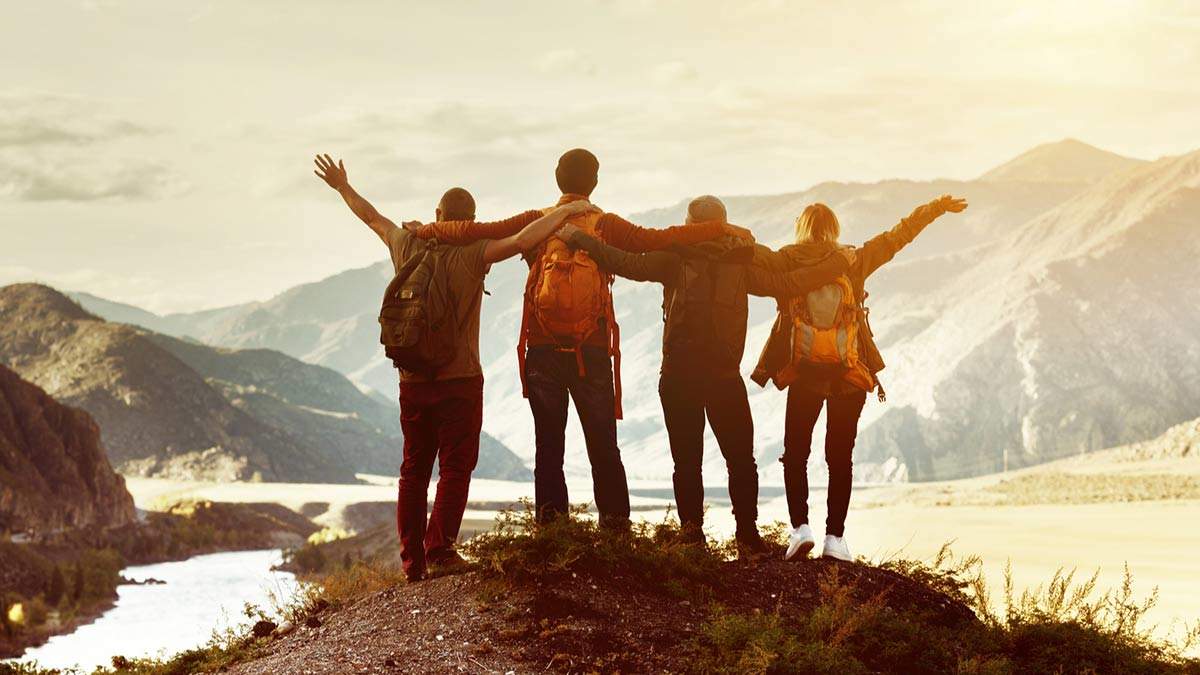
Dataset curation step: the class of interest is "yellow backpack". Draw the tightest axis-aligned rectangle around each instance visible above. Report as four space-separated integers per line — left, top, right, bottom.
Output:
789 276 873 391
517 209 623 417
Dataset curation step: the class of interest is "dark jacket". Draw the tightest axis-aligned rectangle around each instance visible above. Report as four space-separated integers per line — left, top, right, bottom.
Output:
567 232 849 378
750 200 952 392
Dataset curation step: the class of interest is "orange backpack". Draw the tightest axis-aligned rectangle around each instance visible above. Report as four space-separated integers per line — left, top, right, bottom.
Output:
517 209 623 418
789 276 874 391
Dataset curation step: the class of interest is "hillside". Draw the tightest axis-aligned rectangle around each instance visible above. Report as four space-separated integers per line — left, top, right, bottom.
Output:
856 149 1200 480
68 289 530 482
0 365 136 535
0 284 358 483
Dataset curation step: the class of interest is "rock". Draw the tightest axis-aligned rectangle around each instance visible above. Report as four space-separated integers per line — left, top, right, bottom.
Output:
305 615 322 628
0 364 137 533
252 620 277 638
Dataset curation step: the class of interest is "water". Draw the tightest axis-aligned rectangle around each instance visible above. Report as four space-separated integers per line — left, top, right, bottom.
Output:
12 549 298 672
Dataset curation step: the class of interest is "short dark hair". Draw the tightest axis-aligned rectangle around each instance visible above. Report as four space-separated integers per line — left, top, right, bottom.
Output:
437 187 476 221
555 148 599 197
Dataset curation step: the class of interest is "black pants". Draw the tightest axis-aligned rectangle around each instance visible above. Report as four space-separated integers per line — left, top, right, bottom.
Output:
525 346 630 525
782 386 867 537
659 371 758 532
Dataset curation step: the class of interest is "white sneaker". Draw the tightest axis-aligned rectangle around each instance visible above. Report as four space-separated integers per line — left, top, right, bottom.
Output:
784 524 816 561
821 534 852 562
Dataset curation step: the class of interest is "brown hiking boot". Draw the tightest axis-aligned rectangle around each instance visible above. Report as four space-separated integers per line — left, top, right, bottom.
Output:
427 549 468 574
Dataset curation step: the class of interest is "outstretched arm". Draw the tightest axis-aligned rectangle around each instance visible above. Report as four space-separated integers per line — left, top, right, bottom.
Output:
313 154 397 244
859 194 968 279
414 210 544 244
561 224 678 283
599 213 754 253
481 201 597 264
747 248 855 298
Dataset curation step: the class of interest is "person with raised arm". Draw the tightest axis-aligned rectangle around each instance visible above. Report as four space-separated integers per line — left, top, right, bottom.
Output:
412 149 753 529
751 195 968 562
314 154 596 581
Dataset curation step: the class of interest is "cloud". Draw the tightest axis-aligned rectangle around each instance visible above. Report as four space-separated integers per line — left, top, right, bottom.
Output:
0 94 154 148
0 158 186 201
0 92 183 201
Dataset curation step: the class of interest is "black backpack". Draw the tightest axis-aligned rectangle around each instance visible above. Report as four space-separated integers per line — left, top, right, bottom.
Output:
662 250 750 368
378 241 458 376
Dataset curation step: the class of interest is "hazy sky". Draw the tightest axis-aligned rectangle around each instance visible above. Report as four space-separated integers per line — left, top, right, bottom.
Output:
3 0 1199 312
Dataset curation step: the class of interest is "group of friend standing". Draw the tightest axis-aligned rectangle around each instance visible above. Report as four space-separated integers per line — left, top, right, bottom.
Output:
314 149 967 582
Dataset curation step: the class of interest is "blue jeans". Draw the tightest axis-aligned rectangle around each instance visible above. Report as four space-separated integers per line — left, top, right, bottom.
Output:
524 345 630 525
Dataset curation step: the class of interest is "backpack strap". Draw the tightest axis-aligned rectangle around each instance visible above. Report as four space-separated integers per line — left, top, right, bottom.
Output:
517 263 540 400
605 278 623 420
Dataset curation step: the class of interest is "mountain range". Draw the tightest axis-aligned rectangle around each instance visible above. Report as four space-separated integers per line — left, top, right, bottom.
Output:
1 284 528 483
68 139 1198 484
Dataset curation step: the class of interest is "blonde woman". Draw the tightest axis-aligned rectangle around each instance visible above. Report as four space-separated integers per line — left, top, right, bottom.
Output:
751 195 967 561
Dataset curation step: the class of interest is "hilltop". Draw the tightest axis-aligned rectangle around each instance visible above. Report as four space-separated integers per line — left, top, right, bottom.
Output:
81 510 1198 675
979 138 1146 184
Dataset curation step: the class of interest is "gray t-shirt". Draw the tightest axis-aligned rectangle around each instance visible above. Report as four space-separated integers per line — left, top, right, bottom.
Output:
386 227 490 383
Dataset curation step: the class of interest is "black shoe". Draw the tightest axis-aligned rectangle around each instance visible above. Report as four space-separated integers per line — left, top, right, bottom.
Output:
735 528 769 557
405 567 425 583
677 523 707 547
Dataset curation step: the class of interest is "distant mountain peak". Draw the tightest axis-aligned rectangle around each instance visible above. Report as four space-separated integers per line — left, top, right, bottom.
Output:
980 138 1146 185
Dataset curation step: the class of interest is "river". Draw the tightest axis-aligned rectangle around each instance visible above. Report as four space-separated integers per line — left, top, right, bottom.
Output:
11 549 298 672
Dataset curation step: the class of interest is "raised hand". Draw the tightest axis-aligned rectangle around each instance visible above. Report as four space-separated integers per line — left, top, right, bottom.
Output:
555 222 581 241
313 154 348 190
934 194 968 213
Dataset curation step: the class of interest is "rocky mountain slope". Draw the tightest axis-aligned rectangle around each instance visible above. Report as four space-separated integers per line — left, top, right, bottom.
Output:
0 364 136 534
8 284 529 483
72 140 1172 484
0 283 357 483
857 148 1200 479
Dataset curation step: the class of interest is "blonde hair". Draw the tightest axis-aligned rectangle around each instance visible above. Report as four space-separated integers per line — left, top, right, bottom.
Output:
794 203 840 244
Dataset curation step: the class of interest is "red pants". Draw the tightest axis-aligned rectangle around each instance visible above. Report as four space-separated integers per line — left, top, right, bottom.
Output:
397 375 483 577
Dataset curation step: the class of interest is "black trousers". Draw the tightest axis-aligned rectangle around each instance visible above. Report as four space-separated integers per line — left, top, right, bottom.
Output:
782 386 867 537
525 345 630 525
659 371 758 532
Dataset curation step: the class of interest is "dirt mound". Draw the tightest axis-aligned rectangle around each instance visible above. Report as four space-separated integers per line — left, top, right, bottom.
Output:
227 553 976 675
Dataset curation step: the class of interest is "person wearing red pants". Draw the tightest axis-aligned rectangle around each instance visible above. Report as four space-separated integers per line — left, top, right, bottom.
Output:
314 153 596 580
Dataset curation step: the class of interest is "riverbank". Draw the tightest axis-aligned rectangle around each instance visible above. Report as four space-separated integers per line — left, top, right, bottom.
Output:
14 550 296 672
1 501 319 660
